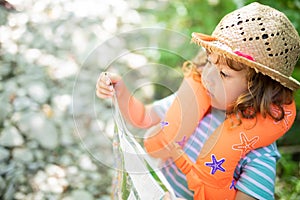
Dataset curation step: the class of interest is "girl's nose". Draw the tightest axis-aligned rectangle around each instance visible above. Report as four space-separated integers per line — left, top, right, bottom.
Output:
202 63 217 88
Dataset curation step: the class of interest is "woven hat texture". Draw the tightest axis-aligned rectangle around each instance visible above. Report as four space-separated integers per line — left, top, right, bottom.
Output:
192 2 300 90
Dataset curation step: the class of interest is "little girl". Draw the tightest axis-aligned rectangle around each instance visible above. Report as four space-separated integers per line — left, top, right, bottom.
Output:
145 2 299 199
96 2 300 199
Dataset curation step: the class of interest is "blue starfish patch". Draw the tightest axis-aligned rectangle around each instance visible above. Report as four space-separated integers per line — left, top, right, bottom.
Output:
205 154 226 175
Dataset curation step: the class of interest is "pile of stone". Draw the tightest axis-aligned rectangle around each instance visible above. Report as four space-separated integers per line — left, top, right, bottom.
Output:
0 0 147 199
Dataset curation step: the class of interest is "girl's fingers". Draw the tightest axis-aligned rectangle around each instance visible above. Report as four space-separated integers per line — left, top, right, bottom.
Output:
96 76 113 92
96 89 113 99
96 72 114 98
97 72 111 85
103 72 122 84
96 83 114 98
96 71 122 99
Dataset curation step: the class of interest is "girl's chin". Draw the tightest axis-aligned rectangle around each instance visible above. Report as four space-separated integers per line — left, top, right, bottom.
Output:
210 102 226 111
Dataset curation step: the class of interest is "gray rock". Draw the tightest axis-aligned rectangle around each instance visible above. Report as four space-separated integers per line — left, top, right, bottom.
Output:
0 91 13 124
4 79 18 93
35 121 59 150
78 154 97 171
17 112 59 149
26 140 39 149
0 100 11 123
0 147 10 162
12 148 34 163
0 63 12 77
13 96 36 111
14 192 26 200
59 154 73 166
59 121 75 146
17 112 42 134
0 126 24 147
27 82 50 104
0 176 5 193
33 149 45 161
63 190 94 200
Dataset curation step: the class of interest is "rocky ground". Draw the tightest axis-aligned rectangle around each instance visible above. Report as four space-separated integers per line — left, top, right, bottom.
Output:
0 0 162 199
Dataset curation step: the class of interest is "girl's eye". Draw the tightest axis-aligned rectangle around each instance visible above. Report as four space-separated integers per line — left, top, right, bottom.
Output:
220 71 228 78
204 59 212 68
206 59 212 65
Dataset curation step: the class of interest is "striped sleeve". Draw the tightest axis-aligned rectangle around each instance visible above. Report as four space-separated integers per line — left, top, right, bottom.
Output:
234 147 279 200
152 94 176 119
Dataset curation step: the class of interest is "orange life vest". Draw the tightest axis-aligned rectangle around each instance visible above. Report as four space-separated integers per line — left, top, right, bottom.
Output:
144 62 296 199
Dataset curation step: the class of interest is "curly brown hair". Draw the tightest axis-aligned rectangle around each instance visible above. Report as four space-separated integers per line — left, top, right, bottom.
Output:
193 50 294 121
233 69 293 121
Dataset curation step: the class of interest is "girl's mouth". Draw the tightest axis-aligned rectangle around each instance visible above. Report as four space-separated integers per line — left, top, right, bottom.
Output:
206 89 214 98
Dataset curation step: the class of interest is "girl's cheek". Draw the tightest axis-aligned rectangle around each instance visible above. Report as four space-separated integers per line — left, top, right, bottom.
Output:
201 74 209 90
201 65 213 87
201 68 207 87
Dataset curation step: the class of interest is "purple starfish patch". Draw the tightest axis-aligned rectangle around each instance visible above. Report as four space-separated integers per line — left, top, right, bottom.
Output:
230 179 237 190
160 121 169 128
205 154 226 175
176 136 187 148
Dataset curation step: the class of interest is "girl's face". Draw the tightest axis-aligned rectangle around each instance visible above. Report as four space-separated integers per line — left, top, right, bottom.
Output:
201 52 248 111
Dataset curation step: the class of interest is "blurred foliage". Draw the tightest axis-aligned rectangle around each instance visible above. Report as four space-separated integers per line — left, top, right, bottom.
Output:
276 153 300 199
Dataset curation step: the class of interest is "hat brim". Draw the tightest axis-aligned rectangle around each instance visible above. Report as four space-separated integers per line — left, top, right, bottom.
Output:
192 32 300 91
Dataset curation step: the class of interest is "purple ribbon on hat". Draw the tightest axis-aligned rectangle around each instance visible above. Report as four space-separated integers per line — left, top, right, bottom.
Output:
234 50 255 61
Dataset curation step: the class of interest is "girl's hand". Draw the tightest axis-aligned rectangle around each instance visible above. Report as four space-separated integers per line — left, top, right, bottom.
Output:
96 72 122 99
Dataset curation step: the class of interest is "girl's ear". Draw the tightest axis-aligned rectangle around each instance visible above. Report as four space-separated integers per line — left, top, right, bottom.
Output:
193 50 208 66
196 65 205 74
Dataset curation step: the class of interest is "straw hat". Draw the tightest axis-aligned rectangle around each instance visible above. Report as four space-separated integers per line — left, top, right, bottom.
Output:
192 2 300 90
